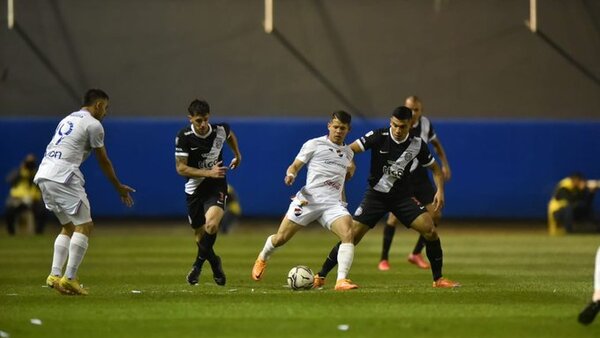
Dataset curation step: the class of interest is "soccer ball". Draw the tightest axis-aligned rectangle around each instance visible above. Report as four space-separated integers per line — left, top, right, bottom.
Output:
287 265 314 290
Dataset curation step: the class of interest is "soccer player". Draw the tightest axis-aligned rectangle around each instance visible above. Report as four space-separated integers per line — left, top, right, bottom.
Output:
379 95 452 271
314 106 460 288
578 246 600 325
36 89 135 295
175 99 242 287
251 111 358 291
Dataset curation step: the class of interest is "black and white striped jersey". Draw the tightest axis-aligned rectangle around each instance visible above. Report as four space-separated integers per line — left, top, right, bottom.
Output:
175 123 230 194
356 128 434 196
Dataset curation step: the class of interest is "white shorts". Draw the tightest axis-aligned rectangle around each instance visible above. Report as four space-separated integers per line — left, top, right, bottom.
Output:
285 197 351 230
37 176 92 226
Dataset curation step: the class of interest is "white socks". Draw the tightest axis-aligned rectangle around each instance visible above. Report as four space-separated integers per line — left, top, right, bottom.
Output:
65 232 89 280
50 234 71 276
594 247 600 302
336 243 355 281
258 235 276 261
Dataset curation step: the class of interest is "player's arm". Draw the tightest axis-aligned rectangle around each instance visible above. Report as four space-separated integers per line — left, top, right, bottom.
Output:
426 161 445 212
226 130 242 169
284 159 305 186
350 140 365 154
430 138 451 181
94 146 135 207
175 156 227 179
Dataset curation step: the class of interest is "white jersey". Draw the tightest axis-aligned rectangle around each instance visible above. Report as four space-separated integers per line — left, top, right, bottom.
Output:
34 109 104 184
294 135 354 204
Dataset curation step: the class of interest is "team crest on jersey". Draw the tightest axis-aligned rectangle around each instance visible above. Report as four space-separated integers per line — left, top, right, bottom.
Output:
328 148 344 158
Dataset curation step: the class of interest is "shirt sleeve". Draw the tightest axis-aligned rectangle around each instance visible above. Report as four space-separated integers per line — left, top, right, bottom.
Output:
428 120 438 142
88 121 105 149
175 130 189 157
220 123 231 139
295 139 317 164
417 140 435 167
356 129 380 151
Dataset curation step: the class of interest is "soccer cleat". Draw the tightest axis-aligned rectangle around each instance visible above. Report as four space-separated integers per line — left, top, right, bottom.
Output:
378 260 390 271
578 301 600 325
46 274 61 288
252 258 267 281
433 277 461 288
408 253 430 269
334 279 358 291
313 274 326 288
186 265 201 285
209 255 226 286
59 276 88 295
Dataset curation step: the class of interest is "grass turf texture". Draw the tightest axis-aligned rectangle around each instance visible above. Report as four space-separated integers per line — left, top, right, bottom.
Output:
0 223 599 338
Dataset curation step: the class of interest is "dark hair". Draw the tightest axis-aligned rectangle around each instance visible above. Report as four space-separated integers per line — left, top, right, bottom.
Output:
83 89 109 106
392 106 413 120
331 110 352 125
188 99 210 116
570 172 585 180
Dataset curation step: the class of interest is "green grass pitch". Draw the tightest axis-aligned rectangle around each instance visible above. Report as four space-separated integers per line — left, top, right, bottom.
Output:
0 222 599 338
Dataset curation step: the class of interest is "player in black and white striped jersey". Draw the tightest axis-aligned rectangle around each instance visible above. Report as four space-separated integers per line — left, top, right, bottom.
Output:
379 95 452 272
175 99 242 287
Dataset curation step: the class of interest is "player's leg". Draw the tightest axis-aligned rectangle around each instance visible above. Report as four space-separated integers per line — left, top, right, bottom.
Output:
46 212 74 290
579 246 600 325
60 205 94 296
328 214 358 290
314 220 370 286
185 189 211 285
409 211 459 288
202 205 227 285
252 217 303 281
378 213 397 271
408 182 438 269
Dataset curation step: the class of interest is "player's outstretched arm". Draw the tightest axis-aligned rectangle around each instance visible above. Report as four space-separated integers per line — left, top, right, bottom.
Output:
431 138 451 181
284 159 305 186
175 157 227 179
94 146 135 207
428 161 445 211
226 130 242 169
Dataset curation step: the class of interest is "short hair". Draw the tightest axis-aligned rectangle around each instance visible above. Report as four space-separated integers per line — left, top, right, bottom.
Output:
406 95 421 104
331 110 351 125
188 99 210 116
83 89 109 106
392 106 413 120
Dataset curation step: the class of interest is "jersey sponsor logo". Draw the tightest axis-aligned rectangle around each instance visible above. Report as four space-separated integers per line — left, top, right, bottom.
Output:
383 160 406 179
55 121 74 145
323 160 347 169
323 179 342 191
197 159 219 169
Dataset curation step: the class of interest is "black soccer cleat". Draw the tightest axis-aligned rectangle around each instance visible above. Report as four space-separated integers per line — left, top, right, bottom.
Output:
186 265 201 285
209 255 226 286
578 301 600 325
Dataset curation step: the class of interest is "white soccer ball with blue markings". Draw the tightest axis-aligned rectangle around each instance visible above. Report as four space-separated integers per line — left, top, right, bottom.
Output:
287 265 314 290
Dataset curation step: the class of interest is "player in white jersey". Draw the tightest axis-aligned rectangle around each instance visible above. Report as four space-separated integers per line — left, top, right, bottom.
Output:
251 111 359 291
579 246 600 325
34 89 135 295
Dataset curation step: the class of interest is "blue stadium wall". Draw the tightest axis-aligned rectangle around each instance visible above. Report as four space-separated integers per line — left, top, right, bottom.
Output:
1 118 599 219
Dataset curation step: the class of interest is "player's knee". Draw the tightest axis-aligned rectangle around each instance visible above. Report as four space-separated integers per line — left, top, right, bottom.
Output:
204 221 219 234
422 227 438 241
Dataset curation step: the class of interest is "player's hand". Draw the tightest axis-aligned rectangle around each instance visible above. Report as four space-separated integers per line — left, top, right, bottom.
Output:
284 173 296 186
442 166 452 182
432 191 445 211
209 161 228 178
229 157 241 169
117 184 136 208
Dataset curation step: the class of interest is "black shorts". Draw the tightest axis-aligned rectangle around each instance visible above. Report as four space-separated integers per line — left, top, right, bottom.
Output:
411 167 436 205
186 180 227 229
353 189 427 229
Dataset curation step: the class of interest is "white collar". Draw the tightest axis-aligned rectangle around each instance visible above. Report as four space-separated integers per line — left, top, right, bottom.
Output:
192 124 212 138
389 128 409 144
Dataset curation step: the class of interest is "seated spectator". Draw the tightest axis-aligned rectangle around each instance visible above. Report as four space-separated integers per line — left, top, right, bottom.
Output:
5 154 47 235
548 172 599 235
